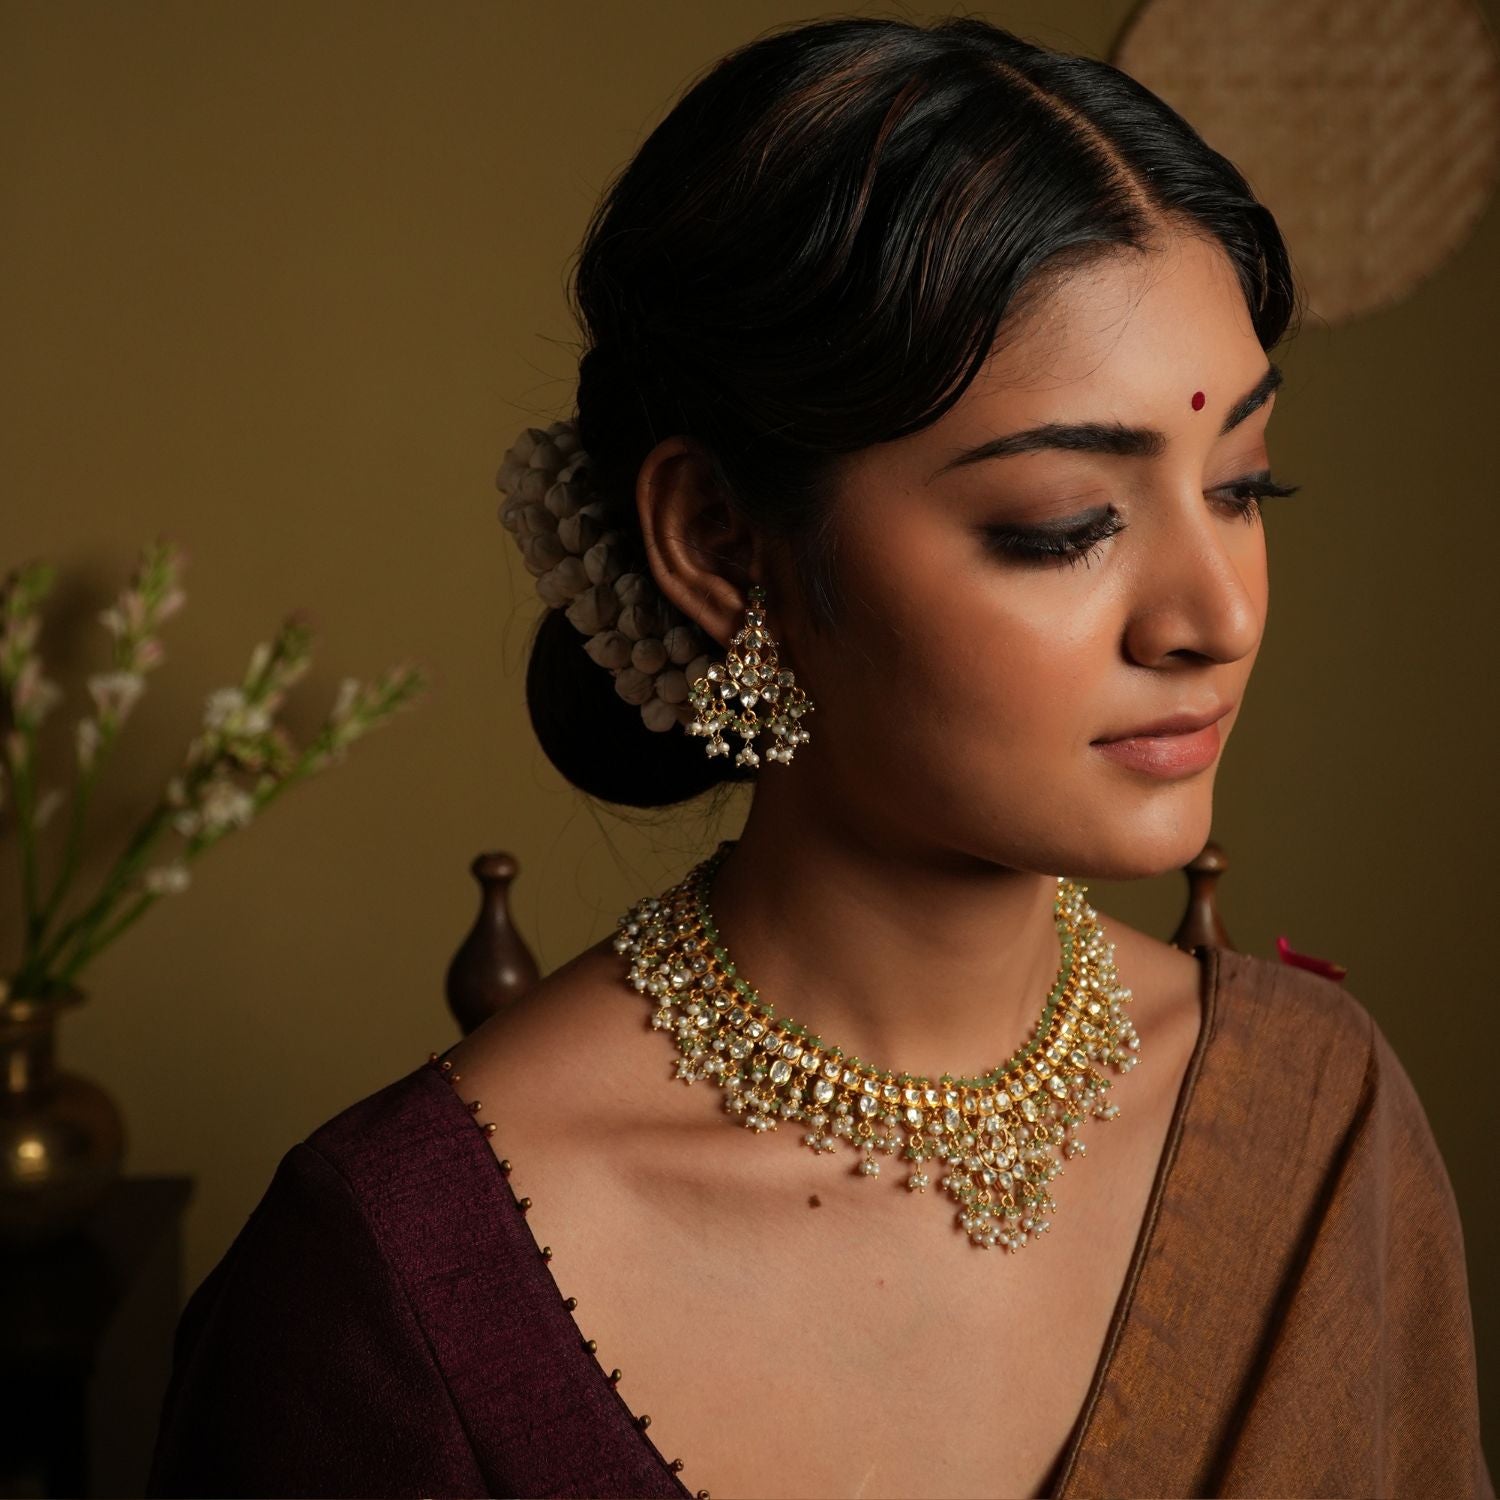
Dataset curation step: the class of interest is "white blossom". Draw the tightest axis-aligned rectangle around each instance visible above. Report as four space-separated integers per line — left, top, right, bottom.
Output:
143 860 191 895
87 670 146 724
246 641 272 682
76 717 101 773
98 590 149 640
331 676 362 721
202 686 243 730
33 786 64 830
12 658 63 724
238 697 271 735
202 686 271 737
196 775 256 835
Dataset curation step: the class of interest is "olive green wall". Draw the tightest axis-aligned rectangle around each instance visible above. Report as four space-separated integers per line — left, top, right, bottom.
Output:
3 0 1494 1469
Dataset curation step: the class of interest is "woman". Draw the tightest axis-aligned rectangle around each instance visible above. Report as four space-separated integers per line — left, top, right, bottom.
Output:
147 14 1491 1499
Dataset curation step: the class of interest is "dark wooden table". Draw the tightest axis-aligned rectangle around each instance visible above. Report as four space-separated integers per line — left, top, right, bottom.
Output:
0 1176 194 1499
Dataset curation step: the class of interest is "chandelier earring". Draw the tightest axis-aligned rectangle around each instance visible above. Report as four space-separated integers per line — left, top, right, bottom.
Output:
686 584 814 769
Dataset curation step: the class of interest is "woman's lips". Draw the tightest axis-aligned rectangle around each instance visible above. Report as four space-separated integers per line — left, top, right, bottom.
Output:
1091 720 1222 776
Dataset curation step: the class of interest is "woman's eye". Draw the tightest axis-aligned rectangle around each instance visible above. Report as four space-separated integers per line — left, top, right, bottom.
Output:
982 472 1303 567
1214 469 1302 521
981 507 1124 569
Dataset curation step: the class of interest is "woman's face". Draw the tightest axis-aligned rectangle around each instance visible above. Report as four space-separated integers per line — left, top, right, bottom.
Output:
783 231 1277 881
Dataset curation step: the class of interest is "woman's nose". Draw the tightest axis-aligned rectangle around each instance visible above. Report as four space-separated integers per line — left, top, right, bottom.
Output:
1119 493 1266 669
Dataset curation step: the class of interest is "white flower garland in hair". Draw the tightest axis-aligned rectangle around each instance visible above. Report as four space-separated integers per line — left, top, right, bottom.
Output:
495 419 717 733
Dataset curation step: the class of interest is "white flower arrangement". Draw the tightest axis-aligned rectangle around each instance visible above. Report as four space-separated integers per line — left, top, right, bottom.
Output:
0 538 429 999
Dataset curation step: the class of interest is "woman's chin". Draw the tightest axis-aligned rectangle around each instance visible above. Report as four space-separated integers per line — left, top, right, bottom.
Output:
1064 812 1217 884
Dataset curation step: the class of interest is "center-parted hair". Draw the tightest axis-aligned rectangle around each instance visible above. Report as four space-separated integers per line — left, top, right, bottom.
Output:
524 14 1300 810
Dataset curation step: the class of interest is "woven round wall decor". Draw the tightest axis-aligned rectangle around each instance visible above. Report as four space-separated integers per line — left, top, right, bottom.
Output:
1111 0 1500 325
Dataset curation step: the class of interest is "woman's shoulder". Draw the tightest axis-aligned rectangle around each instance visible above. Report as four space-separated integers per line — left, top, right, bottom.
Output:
149 1029 654 1497
147 1064 497 1495
437 932 683 1147
1204 944 1378 1096
1210 942 1372 1047
1190 944 1454 1180
299 1044 486 1198
297 949 632 1205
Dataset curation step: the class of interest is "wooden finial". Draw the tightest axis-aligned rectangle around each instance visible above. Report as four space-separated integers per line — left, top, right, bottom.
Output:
1171 839 1235 953
444 852 541 1036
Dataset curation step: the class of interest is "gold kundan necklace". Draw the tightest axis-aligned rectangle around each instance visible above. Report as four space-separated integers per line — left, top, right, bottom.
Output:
612 840 1141 1253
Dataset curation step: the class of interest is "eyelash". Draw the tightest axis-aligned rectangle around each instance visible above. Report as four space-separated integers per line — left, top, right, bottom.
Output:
983 472 1303 570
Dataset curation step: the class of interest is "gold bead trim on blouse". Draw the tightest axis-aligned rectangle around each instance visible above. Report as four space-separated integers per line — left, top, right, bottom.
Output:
427 1051 710 1499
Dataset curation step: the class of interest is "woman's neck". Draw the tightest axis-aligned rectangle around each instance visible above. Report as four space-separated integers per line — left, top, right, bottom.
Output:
706 795 1065 1084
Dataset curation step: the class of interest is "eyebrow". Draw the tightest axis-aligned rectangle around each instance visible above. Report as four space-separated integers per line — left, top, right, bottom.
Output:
934 362 1284 474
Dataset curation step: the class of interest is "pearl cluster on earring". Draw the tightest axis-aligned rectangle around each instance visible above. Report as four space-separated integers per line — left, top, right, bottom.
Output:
684 584 813 767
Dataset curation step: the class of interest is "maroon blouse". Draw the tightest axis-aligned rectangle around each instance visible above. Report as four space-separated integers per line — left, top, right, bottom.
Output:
146 946 1493 1498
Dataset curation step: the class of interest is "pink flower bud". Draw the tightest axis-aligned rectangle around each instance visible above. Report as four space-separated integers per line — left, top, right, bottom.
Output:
1275 935 1347 984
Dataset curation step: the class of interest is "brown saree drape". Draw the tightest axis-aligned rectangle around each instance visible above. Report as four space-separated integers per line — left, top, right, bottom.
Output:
1050 946 1491 1497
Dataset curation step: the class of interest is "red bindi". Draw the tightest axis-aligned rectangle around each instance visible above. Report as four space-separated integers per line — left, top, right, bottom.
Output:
1191 390 1206 410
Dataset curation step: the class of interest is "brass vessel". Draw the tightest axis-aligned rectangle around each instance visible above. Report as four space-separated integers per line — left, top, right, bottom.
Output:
0 979 127 1245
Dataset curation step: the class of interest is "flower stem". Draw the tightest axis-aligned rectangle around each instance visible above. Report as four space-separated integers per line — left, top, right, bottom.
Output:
53 885 160 987
46 752 301 985
30 743 109 962
14 800 175 991
4 729 44 951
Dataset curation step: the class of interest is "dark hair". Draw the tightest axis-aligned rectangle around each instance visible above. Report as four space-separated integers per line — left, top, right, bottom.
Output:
524 13 1301 810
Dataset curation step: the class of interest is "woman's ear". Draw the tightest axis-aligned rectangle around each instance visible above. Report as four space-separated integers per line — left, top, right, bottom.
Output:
634 436 766 649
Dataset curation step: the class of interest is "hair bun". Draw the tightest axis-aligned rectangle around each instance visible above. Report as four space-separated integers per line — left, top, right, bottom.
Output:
497 417 717 736
525 603 751 808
